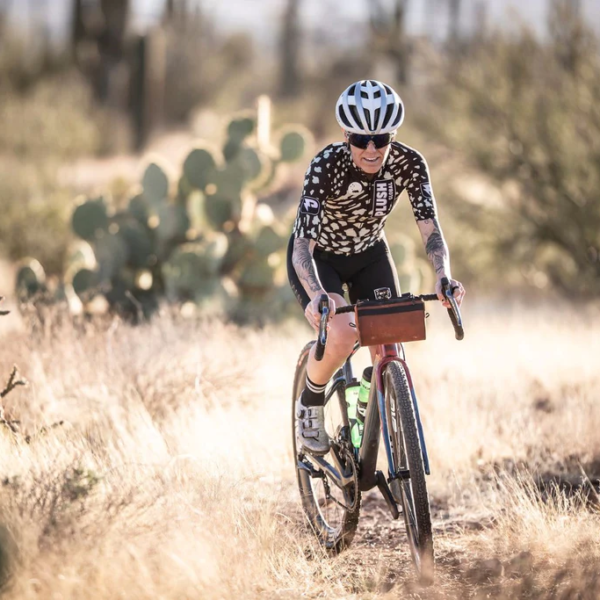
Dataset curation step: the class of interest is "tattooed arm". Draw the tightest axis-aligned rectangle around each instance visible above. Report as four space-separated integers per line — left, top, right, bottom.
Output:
292 238 336 329
416 218 465 307
292 238 325 299
416 218 451 279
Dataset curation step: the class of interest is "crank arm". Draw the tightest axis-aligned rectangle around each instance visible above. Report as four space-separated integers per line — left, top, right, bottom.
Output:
297 459 325 478
375 470 399 520
307 453 355 489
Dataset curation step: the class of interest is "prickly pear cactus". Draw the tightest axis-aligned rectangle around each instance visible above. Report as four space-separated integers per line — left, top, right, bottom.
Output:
66 240 96 270
155 203 191 247
93 233 129 282
17 109 313 323
142 162 170 207
204 193 243 232
183 145 218 192
114 216 154 269
233 146 266 184
237 258 276 298
128 194 150 225
227 115 255 144
72 197 109 241
15 259 46 299
279 127 311 163
71 268 97 299
254 225 286 258
162 235 228 301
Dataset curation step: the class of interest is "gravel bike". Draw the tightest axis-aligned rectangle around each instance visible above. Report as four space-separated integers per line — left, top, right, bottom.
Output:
292 277 464 584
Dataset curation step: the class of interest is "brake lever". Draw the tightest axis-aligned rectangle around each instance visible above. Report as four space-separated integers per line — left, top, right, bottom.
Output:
441 277 464 341
315 294 330 361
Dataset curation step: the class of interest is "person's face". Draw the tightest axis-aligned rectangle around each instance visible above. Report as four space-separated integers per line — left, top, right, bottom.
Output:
345 130 394 174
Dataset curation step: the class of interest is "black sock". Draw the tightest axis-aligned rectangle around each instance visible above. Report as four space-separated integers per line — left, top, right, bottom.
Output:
302 375 327 406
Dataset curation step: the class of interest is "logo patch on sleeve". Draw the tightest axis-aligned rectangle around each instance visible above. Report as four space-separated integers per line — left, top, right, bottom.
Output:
374 287 392 300
420 182 433 199
301 196 321 215
372 180 396 218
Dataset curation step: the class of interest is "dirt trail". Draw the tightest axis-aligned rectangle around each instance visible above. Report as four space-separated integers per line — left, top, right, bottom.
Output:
281 480 598 599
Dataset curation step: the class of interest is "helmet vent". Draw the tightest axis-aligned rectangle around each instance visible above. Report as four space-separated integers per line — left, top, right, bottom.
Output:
348 105 362 127
384 104 395 125
391 109 403 128
373 108 381 129
337 105 352 128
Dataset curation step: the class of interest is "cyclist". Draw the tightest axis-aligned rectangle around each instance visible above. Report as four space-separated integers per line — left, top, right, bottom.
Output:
287 79 465 456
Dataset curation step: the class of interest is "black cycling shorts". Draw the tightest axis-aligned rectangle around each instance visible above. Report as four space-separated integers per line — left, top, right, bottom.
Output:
286 236 401 310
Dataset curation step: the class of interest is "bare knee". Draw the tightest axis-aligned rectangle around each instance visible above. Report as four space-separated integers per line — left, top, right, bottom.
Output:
325 320 356 360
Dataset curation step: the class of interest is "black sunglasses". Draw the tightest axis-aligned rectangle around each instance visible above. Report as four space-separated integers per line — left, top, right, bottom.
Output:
346 132 395 149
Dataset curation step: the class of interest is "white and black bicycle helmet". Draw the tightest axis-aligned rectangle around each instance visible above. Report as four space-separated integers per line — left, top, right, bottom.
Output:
335 80 404 135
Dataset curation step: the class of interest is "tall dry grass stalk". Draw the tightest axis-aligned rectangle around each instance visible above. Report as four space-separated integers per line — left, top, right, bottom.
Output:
0 300 598 598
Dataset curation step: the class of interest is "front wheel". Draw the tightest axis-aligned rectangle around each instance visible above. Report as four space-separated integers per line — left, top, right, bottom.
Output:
385 361 434 584
292 341 361 553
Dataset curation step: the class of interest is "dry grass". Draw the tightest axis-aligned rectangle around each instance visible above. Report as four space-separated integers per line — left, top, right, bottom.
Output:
0 300 598 598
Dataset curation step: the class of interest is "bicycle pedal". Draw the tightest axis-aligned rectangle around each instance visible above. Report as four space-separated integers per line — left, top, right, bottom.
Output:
375 470 399 520
392 468 410 480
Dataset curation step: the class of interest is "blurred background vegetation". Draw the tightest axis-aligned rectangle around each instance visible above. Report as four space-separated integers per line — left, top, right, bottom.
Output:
1 0 598 321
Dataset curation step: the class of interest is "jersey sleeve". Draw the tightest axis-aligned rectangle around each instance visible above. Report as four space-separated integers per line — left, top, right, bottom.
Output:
404 149 437 221
292 146 336 241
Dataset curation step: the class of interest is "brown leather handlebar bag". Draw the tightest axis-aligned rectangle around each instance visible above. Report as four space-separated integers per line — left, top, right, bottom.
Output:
354 296 426 346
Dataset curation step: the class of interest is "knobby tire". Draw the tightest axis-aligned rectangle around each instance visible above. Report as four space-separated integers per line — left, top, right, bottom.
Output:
292 341 361 553
384 361 434 584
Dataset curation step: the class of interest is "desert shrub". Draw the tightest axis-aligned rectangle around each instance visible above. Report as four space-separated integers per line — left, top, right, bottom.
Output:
0 27 101 273
420 0 600 296
0 73 100 160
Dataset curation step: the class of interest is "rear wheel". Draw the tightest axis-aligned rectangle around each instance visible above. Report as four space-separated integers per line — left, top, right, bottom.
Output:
384 361 434 584
292 341 361 552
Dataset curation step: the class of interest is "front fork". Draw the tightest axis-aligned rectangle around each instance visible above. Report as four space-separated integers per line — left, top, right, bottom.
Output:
374 345 431 480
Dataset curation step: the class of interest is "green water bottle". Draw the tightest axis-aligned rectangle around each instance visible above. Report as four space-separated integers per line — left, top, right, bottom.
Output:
344 381 361 448
355 367 373 445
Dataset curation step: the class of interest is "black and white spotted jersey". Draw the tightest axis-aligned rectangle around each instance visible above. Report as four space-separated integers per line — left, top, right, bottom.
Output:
292 141 437 255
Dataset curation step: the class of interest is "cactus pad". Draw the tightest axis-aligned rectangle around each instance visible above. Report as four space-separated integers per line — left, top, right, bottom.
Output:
128 194 150 225
227 115 256 144
16 259 46 298
119 221 155 269
93 233 129 282
221 230 253 274
72 268 98 298
72 197 109 241
142 162 170 206
254 225 286 257
237 146 265 183
279 129 308 163
162 236 228 300
183 147 217 191
238 258 276 295
204 194 242 231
